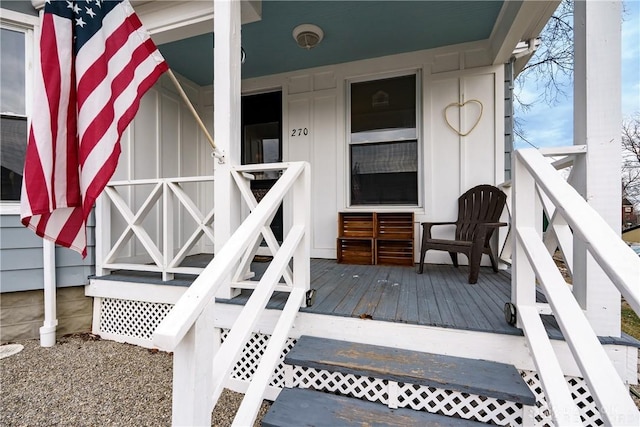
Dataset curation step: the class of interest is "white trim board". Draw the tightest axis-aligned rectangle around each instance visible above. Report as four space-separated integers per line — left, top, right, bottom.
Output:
86 280 187 304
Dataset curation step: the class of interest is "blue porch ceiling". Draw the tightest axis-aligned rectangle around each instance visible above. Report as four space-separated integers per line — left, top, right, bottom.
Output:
158 1 504 86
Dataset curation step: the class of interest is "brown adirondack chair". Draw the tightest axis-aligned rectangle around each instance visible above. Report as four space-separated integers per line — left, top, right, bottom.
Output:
417 185 507 284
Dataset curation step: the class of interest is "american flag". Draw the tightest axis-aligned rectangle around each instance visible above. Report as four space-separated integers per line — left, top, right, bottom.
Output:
20 0 168 257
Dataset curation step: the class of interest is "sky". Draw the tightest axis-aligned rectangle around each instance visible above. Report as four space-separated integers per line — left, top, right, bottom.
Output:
515 0 640 150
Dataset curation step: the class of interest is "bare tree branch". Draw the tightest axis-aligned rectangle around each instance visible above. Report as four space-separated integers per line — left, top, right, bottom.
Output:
512 0 574 147
515 0 574 110
622 116 640 205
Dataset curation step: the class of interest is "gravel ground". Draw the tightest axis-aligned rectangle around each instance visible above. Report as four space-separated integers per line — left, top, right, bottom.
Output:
0 333 269 426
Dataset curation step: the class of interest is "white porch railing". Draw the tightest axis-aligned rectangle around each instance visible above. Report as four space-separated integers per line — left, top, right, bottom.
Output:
499 146 585 267
512 147 640 426
152 161 310 426
95 175 215 281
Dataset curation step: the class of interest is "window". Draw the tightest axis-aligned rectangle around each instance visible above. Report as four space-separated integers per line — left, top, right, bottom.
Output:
349 74 419 206
1 23 28 202
1 114 27 200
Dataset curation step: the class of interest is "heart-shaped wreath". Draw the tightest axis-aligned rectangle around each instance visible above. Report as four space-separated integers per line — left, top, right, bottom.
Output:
444 99 483 137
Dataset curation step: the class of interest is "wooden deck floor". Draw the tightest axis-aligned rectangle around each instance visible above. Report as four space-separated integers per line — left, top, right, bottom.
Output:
222 258 529 337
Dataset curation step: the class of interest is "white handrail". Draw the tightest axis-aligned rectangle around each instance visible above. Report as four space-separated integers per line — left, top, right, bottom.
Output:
513 148 640 425
232 287 306 426
152 161 310 426
498 146 584 267
517 305 582 426
517 149 640 313
207 225 304 402
517 227 636 424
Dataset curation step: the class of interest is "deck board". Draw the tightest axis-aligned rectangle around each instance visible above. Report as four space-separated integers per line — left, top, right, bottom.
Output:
455 280 495 331
372 266 403 321
415 269 438 325
447 266 485 329
395 267 419 323
430 267 467 328
303 261 344 308
314 264 368 314
460 272 510 331
334 265 379 316
351 265 389 318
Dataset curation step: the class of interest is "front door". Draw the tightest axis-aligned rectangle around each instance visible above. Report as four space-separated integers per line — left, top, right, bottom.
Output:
241 91 283 242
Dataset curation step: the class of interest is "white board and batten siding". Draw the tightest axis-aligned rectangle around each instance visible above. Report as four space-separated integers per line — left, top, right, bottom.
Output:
110 72 215 260
240 45 505 261
76 41 506 262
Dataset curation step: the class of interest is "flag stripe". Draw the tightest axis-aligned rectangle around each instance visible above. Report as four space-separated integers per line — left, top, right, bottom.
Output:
79 50 167 192
40 14 61 204
84 144 121 213
49 13 75 208
20 0 167 257
65 71 81 207
23 131 50 214
52 208 84 253
85 61 166 204
79 39 164 168
76 13 142 110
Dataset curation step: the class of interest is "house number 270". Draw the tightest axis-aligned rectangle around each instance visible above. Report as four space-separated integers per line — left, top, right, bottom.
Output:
291 128 309 137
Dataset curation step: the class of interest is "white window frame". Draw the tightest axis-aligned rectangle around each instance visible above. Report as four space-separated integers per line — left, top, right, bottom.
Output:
1 9 38 214
346 69 423 210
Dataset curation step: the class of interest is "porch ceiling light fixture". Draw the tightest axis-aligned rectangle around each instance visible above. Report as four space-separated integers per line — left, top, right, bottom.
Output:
293 24 324 50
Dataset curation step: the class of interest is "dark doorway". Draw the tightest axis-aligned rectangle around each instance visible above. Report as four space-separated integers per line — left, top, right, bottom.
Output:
241 91 283 242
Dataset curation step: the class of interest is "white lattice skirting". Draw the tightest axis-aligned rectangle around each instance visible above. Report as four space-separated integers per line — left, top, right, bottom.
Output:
521 370 604 426
95 299 605 426
288 365 523 425
94 297 174 347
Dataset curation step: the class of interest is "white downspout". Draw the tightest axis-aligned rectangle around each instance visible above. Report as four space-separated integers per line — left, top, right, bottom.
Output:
31 0 55 348
39 240 57 347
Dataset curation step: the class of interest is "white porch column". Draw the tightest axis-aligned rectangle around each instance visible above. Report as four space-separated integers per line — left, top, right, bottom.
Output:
213 0 242 299
572 0 622 336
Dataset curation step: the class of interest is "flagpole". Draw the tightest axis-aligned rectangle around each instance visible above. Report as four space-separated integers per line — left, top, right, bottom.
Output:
166 69 225 163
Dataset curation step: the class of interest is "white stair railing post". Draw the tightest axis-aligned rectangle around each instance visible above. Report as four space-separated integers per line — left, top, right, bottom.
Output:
171 299 216 427
163 180 175 281
497 181 512 264
293 162 311 300
511 153 537 323
95 194 111 277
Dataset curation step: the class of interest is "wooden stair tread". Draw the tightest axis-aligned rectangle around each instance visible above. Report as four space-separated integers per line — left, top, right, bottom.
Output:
262 388 486 427
285 335 535 406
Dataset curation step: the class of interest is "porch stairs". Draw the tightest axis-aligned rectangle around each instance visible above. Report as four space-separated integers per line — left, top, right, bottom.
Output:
263 335 536 426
